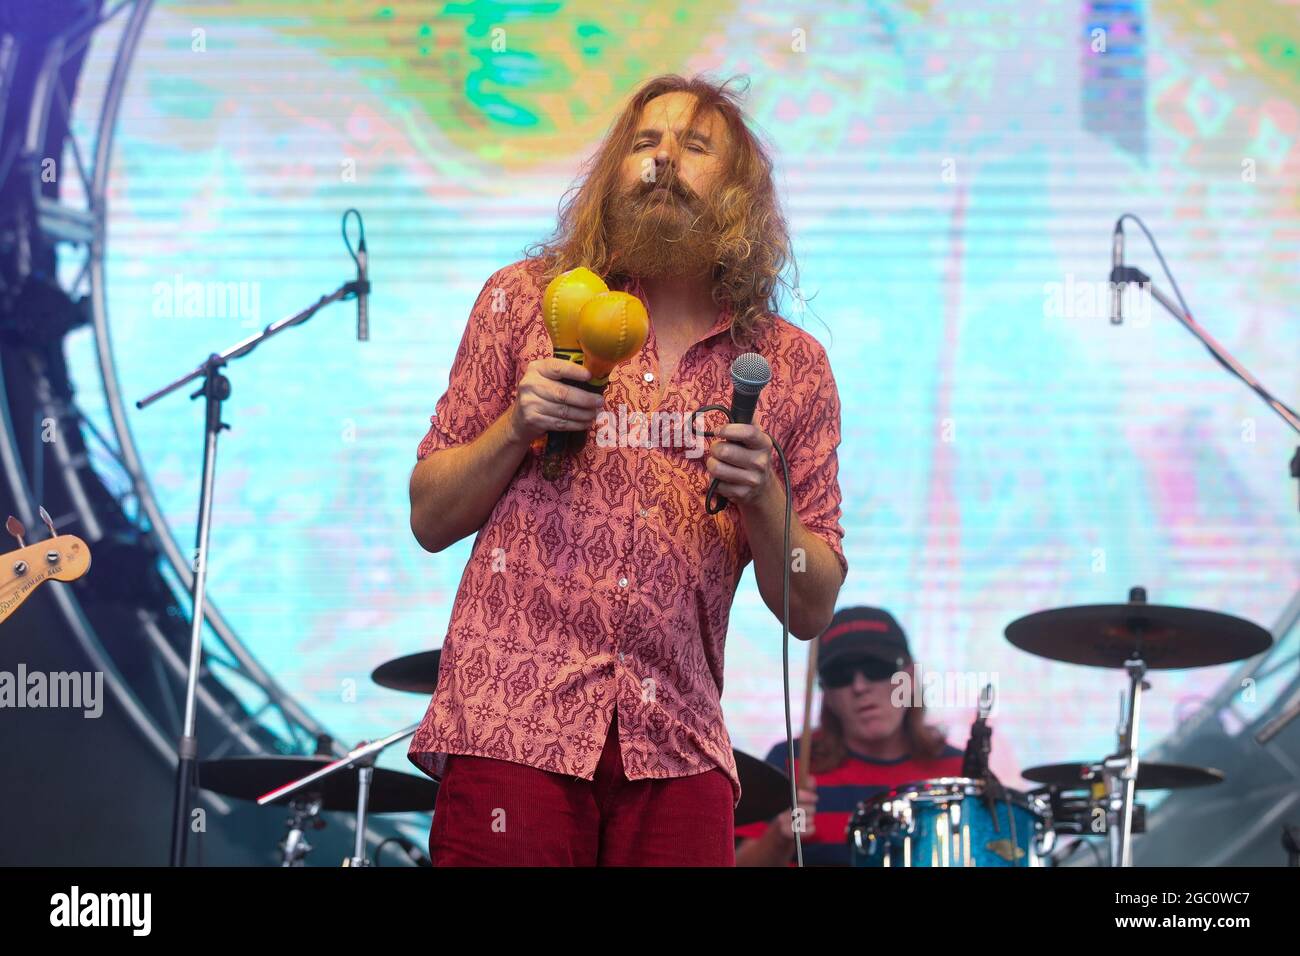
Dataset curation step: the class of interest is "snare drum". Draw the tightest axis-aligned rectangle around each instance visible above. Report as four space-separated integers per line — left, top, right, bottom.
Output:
848 777 1053 867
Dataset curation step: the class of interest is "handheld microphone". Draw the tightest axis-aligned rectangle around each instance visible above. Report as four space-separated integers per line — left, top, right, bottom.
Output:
356 236 369 341
727 352 772 427
707 353 772 513
1110 219 1125 325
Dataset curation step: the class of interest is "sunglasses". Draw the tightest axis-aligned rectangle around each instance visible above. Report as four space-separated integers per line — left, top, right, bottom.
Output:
819 657 903 689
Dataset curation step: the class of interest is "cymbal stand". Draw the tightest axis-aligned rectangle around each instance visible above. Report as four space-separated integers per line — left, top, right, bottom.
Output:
257 722 418 867
1103 655 1148 867
280 795 324 867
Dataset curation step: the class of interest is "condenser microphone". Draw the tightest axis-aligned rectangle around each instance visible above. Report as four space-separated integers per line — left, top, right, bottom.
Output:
1110 219 1125 325
355 236 369 341
961 683 996 779
342 208 370 341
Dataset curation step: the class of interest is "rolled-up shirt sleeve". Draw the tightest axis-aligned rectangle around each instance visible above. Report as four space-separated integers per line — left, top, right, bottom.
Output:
417 267 520 461
782 344 847 579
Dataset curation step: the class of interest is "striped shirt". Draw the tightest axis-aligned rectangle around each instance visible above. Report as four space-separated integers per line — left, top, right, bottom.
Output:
736 737 964 866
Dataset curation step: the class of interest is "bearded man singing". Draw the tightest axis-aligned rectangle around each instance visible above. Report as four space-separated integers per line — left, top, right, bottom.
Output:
407 74 847 866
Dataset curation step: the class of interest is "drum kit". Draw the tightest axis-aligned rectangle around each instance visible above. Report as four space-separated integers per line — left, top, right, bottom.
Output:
848 586 1272 867
194 585 1270 868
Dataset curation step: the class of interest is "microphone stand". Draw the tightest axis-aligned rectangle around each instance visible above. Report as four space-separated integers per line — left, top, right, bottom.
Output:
138 278 367 867
1110 220 1300 511
1112 216 1300 840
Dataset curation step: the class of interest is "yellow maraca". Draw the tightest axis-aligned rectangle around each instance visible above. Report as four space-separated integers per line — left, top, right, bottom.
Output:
539 267 609 477
576 292 649 392
542 267 607 366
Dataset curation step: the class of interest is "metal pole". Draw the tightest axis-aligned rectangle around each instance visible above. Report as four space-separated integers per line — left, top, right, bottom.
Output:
169 358 228 866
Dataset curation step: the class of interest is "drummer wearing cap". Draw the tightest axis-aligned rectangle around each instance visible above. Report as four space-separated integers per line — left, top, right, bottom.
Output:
735 606 963 866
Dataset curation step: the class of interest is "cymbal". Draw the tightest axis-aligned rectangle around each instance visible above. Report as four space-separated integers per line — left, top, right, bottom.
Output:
1023 760 1225 791
199 756 437 813
1005 597 1272 669
734 749 791 827
371 650 442 694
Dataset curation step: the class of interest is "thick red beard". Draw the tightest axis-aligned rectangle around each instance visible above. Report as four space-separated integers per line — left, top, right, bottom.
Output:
606 181 718 280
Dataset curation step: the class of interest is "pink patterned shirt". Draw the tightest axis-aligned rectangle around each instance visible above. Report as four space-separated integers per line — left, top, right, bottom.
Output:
408 257 846 804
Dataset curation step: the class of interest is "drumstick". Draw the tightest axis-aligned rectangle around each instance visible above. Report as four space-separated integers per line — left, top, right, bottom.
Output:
797 638 819 789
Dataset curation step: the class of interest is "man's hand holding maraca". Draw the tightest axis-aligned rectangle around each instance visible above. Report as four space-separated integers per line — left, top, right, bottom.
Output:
508 359 605 445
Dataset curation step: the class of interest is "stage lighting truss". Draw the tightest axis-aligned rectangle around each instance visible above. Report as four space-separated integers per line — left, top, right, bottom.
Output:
4 0 347 781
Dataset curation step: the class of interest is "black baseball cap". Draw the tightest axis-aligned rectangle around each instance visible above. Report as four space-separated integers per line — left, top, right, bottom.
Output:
817 606 912 677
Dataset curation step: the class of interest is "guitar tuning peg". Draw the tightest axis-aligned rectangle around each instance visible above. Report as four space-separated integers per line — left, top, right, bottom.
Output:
39 506 57 537
5 515 26 548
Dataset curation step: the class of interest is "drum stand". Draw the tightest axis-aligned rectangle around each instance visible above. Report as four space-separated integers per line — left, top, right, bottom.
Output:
1102 655 1148 867
279 796 324 867
258 723 418 867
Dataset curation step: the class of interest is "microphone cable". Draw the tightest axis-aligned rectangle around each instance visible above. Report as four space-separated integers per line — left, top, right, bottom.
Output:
342 208 366 270
689 404 803 867
375 835 433 867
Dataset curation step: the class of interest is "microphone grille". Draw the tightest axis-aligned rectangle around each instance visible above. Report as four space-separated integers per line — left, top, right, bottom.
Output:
730 352 771 395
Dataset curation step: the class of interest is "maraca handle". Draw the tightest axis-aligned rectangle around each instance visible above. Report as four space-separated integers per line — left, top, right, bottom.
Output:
566 379 607 453
543 430 572 458
541 379 609 478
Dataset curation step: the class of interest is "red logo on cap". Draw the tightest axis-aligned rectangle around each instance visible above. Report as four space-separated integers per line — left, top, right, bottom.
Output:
822 620 889 644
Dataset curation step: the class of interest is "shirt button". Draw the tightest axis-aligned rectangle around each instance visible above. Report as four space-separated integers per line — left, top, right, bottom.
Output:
619 652 627 663
618 577 629 588
643 372 655 383
638 508 648 518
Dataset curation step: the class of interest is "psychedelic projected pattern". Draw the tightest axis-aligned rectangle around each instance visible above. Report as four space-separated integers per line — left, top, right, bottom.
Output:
65 1 1300 785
